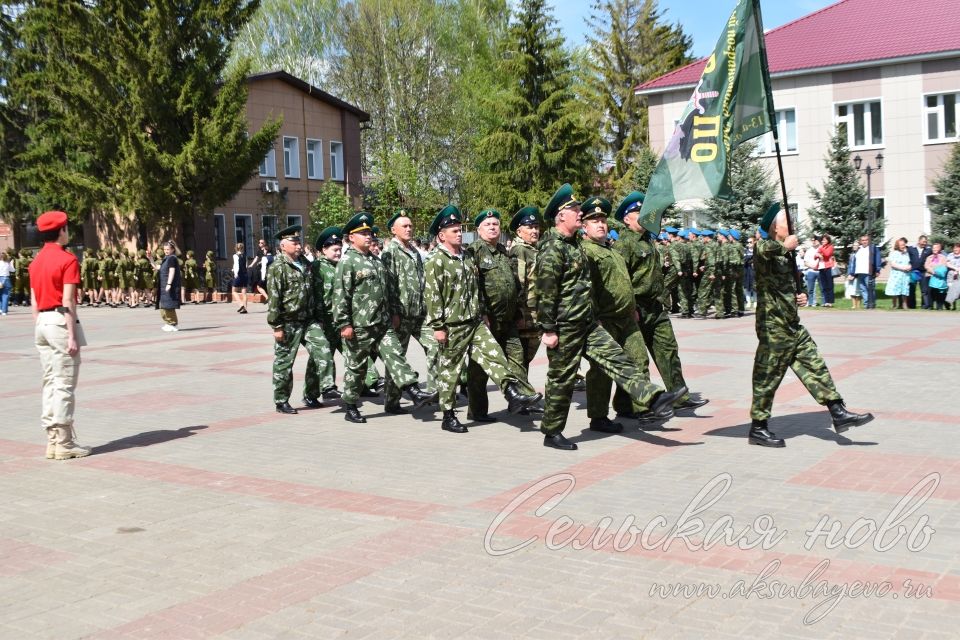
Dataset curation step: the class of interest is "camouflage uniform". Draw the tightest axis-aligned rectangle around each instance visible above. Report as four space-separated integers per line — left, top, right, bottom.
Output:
696 239 719 316
14 249 32 302
466 238 536 417
424 244 521 412
581 236 650 419
266 252 328 404
751 238 841 420
663 239 684 311
729 239 746 314
183 253 200 291
81 250 97 293
675 237 696 315
203 253 217 290
333 246 421 406
135 251 151 290
381 237 439 408
509 237 541 368
536 228 664 436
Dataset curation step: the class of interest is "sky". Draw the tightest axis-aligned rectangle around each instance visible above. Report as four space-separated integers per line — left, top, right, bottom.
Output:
550 0 838 58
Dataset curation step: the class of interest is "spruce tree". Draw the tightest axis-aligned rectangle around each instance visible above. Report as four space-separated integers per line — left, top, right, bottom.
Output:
706 142 777 231
470 0 599 214
807 126 877 262
930 142 960 243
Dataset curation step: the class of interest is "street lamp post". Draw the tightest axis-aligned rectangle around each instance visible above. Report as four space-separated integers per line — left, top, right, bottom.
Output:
853 152 884 234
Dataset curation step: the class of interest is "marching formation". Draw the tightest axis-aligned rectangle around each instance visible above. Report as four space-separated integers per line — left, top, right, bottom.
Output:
262 184 875 451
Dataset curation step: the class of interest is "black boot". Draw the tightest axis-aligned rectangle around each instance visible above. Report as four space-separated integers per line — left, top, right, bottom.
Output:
467 412 496 423
275 401 298 415
372 376 386 393
675 395 709 411
441 410 467 433
402 383 435 409
748 419 785 447
589 417 624 434
543 432 577 450
828 400 874 433
572 375 586 392
343 404 366 423
384 404 408 414
321 387 342 400
504 383 542 414
302 397 323 409
360 385 380 398
639 386 686 420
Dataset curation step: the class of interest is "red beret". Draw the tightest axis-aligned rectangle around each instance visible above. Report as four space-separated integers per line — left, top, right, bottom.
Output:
37 210 68 232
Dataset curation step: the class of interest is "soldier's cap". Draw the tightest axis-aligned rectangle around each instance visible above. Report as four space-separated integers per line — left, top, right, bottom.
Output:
614 191 645 222
371 225 380 238
677 229 688 239
473 208 501 228
316 226 342 248
510 206 540 233
756 226 769 239
543 183 580 222
580 196 611 221
187 249 195 256
206 250 214 256
717 229 729 237
658 232 668 241
664 226 679 234
275 224 302 242
343 212 374 236
386 209 410 231
608 229 620 241
729 229 742 241
759 202 781 232
699 229 715 237
37 210 68 232
429 204 462 236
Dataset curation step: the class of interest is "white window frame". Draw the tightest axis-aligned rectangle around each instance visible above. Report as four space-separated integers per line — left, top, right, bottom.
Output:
261 215 278 243
234 213 254 259
835 99 884 150
753 108 798 156
306 138 324 180
214 213 227 259
330 141 344 181
282 136 300 179
259 147 276 178
924 194 938 235
286 215 303 229
922 92 959 144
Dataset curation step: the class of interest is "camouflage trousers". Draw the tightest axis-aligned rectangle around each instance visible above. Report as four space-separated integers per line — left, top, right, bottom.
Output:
543 321 664 436
436 321 518 412
750 325 842 421
467 320 538 418
637 299 689 405
677 273 696 315
272 321 329 404
341 324 418 406
585 314 651 419
304 327 379 400
518 330 541 371
697 275 719 315
720 273 736 315
733 272 745 313
384 316 439 410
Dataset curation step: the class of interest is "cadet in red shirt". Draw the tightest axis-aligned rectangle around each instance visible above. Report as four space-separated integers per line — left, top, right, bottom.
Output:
29 210 90 460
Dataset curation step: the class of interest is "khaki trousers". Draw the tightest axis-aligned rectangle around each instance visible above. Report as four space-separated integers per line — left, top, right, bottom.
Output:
160 309 178 325
35 311 85 429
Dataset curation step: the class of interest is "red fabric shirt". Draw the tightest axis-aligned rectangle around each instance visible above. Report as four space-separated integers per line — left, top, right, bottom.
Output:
29 243 80 310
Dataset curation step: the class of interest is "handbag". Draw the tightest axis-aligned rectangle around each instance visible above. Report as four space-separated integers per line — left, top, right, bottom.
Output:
831 266 841 277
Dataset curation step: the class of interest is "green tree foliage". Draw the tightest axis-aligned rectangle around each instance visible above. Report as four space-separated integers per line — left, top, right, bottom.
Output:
363 150 445 238
613 145 659 198
8 0 280 228
706 141 777 231
930 142 960 244
807 126 880 261
307 181 354 246
584 0 691 184
469 0 600 215
0 6 30 227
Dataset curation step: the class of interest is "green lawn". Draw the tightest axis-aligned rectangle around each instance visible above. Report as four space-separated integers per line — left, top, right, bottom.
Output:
799 283 958 311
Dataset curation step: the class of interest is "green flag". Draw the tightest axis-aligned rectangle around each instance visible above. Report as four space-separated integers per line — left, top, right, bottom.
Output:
638 0 774 233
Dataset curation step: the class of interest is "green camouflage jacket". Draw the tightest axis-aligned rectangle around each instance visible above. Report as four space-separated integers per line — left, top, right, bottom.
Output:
582 237 635 320
615 228 664 301
754 238 800 336
509 238 539 331
310 257 337 325
424 244 481 330
467 239 519 325
699 241 718 277
669 240 692 274
333 246 388 330
535 228 593 331
724 241 744 277
266 252 312 328
381 238 426 319
183 258 198 281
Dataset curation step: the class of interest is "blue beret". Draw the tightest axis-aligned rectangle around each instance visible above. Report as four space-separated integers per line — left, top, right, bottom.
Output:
700 229 715 237
658 232 668 241
756 226 769 239
608 229 619 241
729 229 741 241
664 226 679 234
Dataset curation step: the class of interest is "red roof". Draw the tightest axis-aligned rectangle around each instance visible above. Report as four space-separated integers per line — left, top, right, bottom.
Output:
637 0 960 93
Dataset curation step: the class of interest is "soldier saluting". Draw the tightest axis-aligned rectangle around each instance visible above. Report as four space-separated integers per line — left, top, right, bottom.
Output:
749 204 873 447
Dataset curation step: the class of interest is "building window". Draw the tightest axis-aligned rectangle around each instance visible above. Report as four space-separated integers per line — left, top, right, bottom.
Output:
283 136 300 178
330 141 344 181
235 214 254 259
924 93 958 143
214 213 226 259
262 215 277 244
306 139 323 180
836 100 882 148
287 215 302 229
754 109 797 155
259 148 276 178
925 194 939 235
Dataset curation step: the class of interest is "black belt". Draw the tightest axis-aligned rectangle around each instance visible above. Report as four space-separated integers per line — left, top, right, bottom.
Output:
38 306 68 313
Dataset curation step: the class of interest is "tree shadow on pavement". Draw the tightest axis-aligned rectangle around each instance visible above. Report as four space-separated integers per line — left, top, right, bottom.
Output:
94 425 209 455
704 411 878 446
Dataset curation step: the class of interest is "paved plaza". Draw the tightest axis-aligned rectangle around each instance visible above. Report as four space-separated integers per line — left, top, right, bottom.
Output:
1 302 959 639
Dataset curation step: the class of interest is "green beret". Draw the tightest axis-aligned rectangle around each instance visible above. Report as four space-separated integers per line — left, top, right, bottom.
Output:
316 226 342 248
614 191 645 222
275 224 302 242
473 208 501 228
510 206 540 233
759 202 781 232
386 209 410 231
371 225 380 238
580 196 611 221
544 184 580 222
429 204 462 236
343 212 374 236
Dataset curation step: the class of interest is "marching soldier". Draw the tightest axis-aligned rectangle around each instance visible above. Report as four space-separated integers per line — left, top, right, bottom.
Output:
381 210 439 414
183 250 201 304
536 184 683 451
509 206 542 370
81 248 98 305
728 229 746 316
202 250 217 303
662 227 682 314
334 212 434 424
675 230 696 318
695 230 718 317
14 248 32 306
423 205 542 434
303 226 343 407
749 205 873 447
